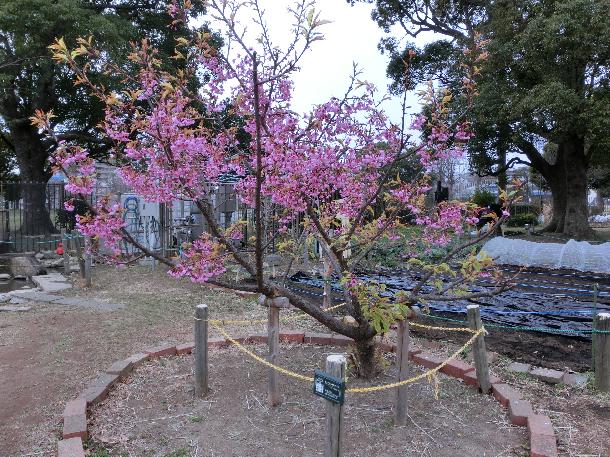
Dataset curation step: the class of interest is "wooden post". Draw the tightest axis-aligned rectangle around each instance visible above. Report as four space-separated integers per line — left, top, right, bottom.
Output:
267 302 281 407
593 313 610 392
61 228 70 274
84 236 92 288
322 256 332 308
394 319 410 426
73 232 85 279
467 305 491 394
325 354 346 457
194 304 209 397
592 284 599 371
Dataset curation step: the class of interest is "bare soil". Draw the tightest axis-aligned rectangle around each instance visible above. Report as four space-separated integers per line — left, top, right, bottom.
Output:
0 264 608 457
88 345 526 457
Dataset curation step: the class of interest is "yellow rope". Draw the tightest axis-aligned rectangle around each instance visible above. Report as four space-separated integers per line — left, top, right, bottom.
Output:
207 302 347 326
212 322 315 382
211 320 484 394
346 329 483 393
408 322 477 334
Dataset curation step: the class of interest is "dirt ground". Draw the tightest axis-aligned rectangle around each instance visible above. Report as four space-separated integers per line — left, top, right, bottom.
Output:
0 264 609 456
88 345 526 457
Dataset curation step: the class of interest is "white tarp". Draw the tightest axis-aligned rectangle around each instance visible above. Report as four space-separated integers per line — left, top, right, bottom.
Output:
480 237 610 273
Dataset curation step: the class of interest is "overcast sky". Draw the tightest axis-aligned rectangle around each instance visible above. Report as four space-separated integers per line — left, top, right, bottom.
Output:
211 0 436 125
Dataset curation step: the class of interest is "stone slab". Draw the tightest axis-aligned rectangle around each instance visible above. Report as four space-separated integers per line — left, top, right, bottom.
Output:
0 305 31 312
527 415 555 437
464 371 501 387
562 372 588 388
530 367 564 384
53 296 124 311
530 434 559 457
18 291 62 303
411 352 444 369
126 352 150 368
507 362 532 374
145 343 177 358
279 332 305 343
106 359 134 378
176 342 195 355
304 333 332 345
0 273 11 280
508 399 534 426
57 437 85 457
492 383 523 407
440 359 475 379
32 273 72 292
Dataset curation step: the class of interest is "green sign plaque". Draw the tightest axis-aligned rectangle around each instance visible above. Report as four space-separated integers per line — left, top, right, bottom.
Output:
313 369 345 405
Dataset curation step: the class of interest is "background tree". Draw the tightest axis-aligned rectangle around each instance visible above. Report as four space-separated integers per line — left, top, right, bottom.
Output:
0 0 206 233
361 0 610 238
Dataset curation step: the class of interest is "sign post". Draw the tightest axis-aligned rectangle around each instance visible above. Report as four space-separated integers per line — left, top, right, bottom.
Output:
317 355 346 457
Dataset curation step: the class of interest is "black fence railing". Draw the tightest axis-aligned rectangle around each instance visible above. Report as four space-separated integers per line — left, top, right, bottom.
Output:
0 182 80 253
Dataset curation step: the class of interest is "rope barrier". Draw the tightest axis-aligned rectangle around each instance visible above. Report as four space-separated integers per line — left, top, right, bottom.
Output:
212 322 314 382
419 313 610 334
206 302 347 326
210 320 484 393
408 322 477 334
346 329 483 393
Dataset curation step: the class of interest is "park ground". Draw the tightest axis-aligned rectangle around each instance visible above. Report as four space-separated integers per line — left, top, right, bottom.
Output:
0 265 609 456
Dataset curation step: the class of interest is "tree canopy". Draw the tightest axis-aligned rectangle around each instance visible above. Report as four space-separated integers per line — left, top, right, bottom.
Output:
0 0 206 232
360 0 610 237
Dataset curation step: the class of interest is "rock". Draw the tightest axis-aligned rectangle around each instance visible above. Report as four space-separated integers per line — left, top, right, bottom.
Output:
34 252 45 260
9 297 27 305
0 305 32 312
41 258 64 268
530 367 564 384
507 362 532 374
562 372 588 388
10 256 44 277
341 315 358 326
0 273 11 280
32 273 72 292
0 293 10 303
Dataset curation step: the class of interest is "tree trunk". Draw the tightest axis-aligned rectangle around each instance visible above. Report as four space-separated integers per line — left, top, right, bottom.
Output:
11 124 55 235
354 336 379 379
544 173 566 233
561 137 593 239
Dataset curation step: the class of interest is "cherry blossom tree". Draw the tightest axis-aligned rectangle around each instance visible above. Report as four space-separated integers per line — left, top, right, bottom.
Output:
33 0 513 377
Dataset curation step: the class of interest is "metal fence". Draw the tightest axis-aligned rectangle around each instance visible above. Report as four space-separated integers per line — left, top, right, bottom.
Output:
0 182 76 253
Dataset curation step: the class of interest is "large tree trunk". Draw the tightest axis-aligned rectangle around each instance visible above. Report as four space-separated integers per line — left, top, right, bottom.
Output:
544 172 566 233
11 123 55 235
561 137 593 239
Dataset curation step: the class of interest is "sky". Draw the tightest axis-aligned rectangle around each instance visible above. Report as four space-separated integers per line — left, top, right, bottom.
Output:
209 0 436 125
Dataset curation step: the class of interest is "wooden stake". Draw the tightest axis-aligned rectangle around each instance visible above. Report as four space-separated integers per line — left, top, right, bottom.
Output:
467 305 491 394
84 236 92 288
267 302 281 406
325 354 346 457
394 319 410 426
61 228 70 275
73 232 85 278
323 256 332 308
593 313 610 392
194 304 209 397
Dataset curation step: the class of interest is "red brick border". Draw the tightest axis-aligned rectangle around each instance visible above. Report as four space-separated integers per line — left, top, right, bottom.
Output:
57 334 558 457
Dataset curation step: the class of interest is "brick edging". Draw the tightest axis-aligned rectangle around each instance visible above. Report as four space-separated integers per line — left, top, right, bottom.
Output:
57 333 558 457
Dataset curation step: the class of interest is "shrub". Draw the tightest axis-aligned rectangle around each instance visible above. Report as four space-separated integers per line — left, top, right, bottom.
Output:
471 189 496 207
506 213 538 227
509 203 541 217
